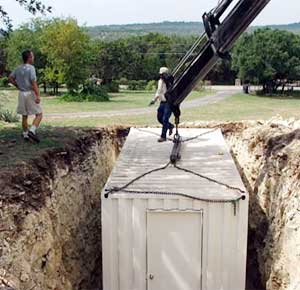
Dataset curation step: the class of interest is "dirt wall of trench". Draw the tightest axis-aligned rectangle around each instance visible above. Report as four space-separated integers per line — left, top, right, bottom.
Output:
0 128 128 290
217 119 300 290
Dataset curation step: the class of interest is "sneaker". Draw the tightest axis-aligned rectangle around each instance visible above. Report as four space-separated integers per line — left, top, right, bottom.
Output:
169 127 174 136
157 137 167 143
22 132 30 141
28 131 40 143
23 135 30 142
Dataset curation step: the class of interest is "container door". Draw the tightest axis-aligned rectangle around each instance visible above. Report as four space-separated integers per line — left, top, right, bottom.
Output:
147 210 203 290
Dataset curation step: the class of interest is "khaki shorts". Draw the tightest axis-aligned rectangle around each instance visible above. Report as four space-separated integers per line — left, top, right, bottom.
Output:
17 91 43 116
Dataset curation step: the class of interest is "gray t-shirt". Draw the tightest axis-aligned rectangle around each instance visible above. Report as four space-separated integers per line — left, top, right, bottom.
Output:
10 64 37 92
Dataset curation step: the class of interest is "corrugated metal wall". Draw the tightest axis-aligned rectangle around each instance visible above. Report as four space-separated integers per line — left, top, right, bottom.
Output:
102 196 248 290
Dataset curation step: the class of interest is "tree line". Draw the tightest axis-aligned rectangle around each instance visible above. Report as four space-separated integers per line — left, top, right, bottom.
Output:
0 18 300 95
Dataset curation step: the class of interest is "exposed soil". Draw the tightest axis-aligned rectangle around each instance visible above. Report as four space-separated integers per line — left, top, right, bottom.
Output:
0 127 128 290
225 119 300 290
1 120 300 290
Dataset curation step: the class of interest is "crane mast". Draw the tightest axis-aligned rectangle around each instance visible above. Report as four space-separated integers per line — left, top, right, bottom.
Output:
166 0 272 121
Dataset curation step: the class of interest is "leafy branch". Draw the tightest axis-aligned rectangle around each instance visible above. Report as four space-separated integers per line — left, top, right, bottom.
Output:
0 0 51 35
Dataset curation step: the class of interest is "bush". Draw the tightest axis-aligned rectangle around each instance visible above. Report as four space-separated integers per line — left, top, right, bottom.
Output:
194 80 205 91
0 108 19 123
61 81 110 102
128 80 147 91
0 77 9 88
119 77 128 86
146 80 157 91
104 80 119 93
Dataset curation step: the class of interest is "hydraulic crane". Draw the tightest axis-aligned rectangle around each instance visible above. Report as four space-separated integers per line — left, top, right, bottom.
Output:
166 0 272 123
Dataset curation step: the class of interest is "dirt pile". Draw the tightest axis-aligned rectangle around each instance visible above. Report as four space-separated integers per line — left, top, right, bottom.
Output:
225 119 300 290
0 128 128 290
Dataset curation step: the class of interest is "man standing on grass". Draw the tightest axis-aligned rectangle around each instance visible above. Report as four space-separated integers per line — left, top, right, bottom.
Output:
9 50 42 143
150 67 174 142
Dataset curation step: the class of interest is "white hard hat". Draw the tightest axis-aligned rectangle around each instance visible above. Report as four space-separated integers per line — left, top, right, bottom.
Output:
159 67 169 74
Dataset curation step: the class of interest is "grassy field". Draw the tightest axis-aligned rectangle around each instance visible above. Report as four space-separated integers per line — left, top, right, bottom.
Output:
38 92 300 127
1 89 300 168
182 92 300 121
1 89 211 114
1 89 300 127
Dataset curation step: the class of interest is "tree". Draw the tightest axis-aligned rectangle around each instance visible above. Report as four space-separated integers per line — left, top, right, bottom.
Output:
0 38 7 76
232 28 300 93
4 19 49 91
205 59 236 85
91 33 195 82
5 19 47 70
41 18 92 92
0 0 51 35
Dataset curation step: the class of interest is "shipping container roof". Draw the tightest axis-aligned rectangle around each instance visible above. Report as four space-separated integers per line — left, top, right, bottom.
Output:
103 128 248 201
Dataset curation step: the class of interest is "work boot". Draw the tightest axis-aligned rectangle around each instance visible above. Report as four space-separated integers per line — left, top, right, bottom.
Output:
28 131 40 143
157 137 167 143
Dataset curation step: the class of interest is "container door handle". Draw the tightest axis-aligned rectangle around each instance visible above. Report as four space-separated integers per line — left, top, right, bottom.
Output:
149 274 154 280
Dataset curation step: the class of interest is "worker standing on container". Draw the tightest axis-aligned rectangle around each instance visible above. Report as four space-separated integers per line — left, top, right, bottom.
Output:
150 67 174 142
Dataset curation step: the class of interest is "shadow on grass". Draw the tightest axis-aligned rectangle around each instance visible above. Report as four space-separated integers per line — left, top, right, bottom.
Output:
0 125 88 169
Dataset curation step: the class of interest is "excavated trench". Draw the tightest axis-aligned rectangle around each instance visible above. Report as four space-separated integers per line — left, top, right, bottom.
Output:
0 121 300 290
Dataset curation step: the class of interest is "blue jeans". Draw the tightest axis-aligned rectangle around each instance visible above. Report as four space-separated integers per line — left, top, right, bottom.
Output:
157 102 174 139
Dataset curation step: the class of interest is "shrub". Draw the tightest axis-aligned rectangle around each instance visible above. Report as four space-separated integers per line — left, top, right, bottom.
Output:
146 80 157 91
0 77 9 88
61 80 110 102
0 108 19 123
128 80 147 91
194 80 205 91
104 80 119 93
119 77 128 86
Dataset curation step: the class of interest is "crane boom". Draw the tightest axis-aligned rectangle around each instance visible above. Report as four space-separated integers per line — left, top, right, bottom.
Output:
166 0 272 120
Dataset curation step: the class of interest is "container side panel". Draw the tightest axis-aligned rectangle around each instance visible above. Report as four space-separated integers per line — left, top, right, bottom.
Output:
106 199 120 290
164 199 180 210
148 198 164 210
178 199 194 210
132 199 148 290
220 203 233 290
102 197 113 290
229 202 239 290
235 200 249 290
118 199 134 290
206 203 223 290
200 202 209 290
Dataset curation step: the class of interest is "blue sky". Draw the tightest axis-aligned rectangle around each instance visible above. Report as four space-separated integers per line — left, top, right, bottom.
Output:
2 0 300 27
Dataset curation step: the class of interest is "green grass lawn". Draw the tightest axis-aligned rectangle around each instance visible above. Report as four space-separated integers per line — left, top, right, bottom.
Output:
1 89 211 114
1 90 300 169
40 92 300 127
181 93 300 121
2 90 300 128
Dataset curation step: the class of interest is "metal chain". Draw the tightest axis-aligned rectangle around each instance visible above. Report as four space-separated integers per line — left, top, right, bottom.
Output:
181 128 219 142
174 164 246 195
109 189 245 203
104 162 171 198
135 127 219 143
104 126 246 203
105 162 246 201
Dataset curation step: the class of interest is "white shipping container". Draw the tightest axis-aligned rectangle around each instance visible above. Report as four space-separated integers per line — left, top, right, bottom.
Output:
101 128 248 290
